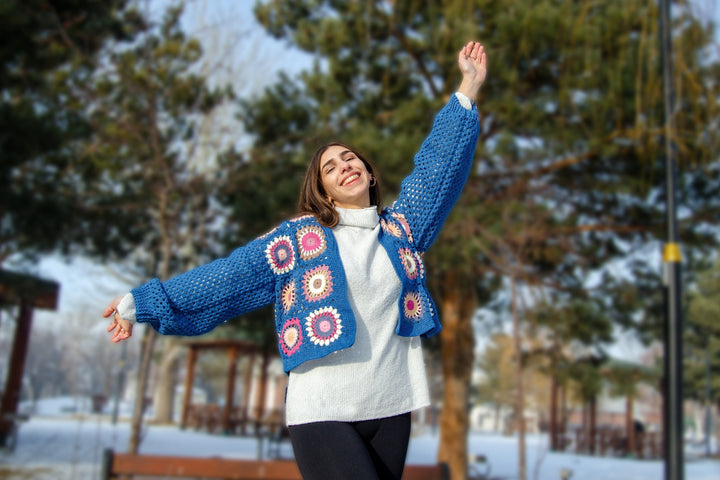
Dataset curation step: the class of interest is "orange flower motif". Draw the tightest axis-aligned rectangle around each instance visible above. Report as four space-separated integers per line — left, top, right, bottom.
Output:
391 212 413 242
280 318 302 356
381 218 402 238
281 281 297 312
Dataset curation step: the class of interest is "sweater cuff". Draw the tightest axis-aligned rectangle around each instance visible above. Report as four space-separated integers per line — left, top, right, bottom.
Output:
117 293 137 324
454 92 473 110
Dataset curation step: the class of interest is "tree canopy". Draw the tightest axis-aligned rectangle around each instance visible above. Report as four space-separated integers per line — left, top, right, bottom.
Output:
0 0 141 262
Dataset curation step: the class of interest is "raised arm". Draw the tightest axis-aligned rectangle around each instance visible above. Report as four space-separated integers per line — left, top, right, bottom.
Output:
387 42 486 251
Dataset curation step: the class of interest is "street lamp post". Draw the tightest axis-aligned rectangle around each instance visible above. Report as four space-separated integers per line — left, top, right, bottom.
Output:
659 1 684 480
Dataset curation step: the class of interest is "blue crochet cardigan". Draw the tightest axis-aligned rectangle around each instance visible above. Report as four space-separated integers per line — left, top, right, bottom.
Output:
131 94 480 372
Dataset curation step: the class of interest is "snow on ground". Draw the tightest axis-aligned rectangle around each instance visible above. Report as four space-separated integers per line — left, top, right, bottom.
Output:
1 397 718 480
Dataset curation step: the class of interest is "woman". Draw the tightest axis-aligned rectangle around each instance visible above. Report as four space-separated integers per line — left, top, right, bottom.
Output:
104 41 486 480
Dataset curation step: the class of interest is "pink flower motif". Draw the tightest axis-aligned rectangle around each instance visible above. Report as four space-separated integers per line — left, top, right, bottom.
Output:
398 248 419 280
279 318 302 356
403 292 423 320
302 265 334 302
296 225 327 260
305 307 342 346
265 236 295 274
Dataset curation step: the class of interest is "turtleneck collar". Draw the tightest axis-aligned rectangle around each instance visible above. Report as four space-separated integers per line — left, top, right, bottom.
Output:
335 206 379 229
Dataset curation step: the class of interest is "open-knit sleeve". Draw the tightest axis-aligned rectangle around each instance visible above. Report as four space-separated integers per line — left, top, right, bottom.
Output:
388 94 480 252
130 234 276 336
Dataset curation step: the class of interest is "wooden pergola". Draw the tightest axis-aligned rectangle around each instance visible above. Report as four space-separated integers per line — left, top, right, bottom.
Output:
0 269 59 446
179 339 274 435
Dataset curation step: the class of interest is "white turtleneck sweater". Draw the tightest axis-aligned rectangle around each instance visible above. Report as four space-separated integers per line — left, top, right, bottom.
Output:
284 206 430 425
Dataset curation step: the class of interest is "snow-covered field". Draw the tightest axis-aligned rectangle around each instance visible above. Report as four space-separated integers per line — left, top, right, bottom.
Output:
1 397 718 480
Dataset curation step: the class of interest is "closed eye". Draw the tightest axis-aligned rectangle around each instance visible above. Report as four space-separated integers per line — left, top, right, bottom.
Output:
321 149 355 175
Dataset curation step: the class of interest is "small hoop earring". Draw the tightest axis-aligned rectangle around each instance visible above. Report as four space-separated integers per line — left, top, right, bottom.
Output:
369 175 376 187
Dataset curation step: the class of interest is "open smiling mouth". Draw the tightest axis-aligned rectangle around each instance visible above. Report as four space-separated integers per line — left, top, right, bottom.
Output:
340 173 361 186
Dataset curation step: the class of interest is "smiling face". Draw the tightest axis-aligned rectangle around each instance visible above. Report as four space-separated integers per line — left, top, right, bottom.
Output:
319 145 372 209
298 142 382 227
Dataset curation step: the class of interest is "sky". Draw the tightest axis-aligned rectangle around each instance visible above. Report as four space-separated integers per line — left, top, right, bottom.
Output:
151 0 315 96
695 0 720 32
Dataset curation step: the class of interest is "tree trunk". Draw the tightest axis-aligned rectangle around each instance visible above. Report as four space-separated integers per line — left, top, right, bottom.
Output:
493 404 500 433
550 374 558 450
714 405 720 458
626 394 635 456
128 182 172 452
128 327 157 453
437 271 475 480
589 396 597 454
560 383 567 448
581 402 588 453
153 338 183 424
510 276 526 480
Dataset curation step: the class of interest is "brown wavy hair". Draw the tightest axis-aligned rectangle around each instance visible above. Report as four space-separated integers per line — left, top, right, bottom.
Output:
298 142 382 227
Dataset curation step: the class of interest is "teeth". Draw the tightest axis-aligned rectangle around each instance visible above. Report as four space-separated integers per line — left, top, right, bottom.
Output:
341 174 360 186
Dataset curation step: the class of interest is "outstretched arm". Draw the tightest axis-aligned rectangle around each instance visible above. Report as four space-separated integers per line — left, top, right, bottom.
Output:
457 41 487 100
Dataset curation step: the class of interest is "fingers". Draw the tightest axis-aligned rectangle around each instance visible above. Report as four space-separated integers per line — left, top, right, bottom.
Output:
105 303 133 343
109 315 133 343
463 41 473 56
103 296 124 318
466 42 484 62
111 327 131 343
107 317 118 333
460 42 475 58
459 42 486 77
457 41 487 98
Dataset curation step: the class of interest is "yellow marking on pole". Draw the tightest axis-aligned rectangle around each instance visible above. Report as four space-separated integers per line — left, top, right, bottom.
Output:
663 242 682 263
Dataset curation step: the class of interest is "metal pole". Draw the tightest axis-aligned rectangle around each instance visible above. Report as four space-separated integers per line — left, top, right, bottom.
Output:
659 1 684 479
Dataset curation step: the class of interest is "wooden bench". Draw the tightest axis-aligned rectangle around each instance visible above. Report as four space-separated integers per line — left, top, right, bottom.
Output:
101 449 448 479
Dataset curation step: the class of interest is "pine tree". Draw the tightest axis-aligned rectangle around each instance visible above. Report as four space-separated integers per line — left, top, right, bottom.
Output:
0 0 138 262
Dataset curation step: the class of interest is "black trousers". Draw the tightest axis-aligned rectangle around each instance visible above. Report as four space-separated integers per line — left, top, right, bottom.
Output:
288 412 412 480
